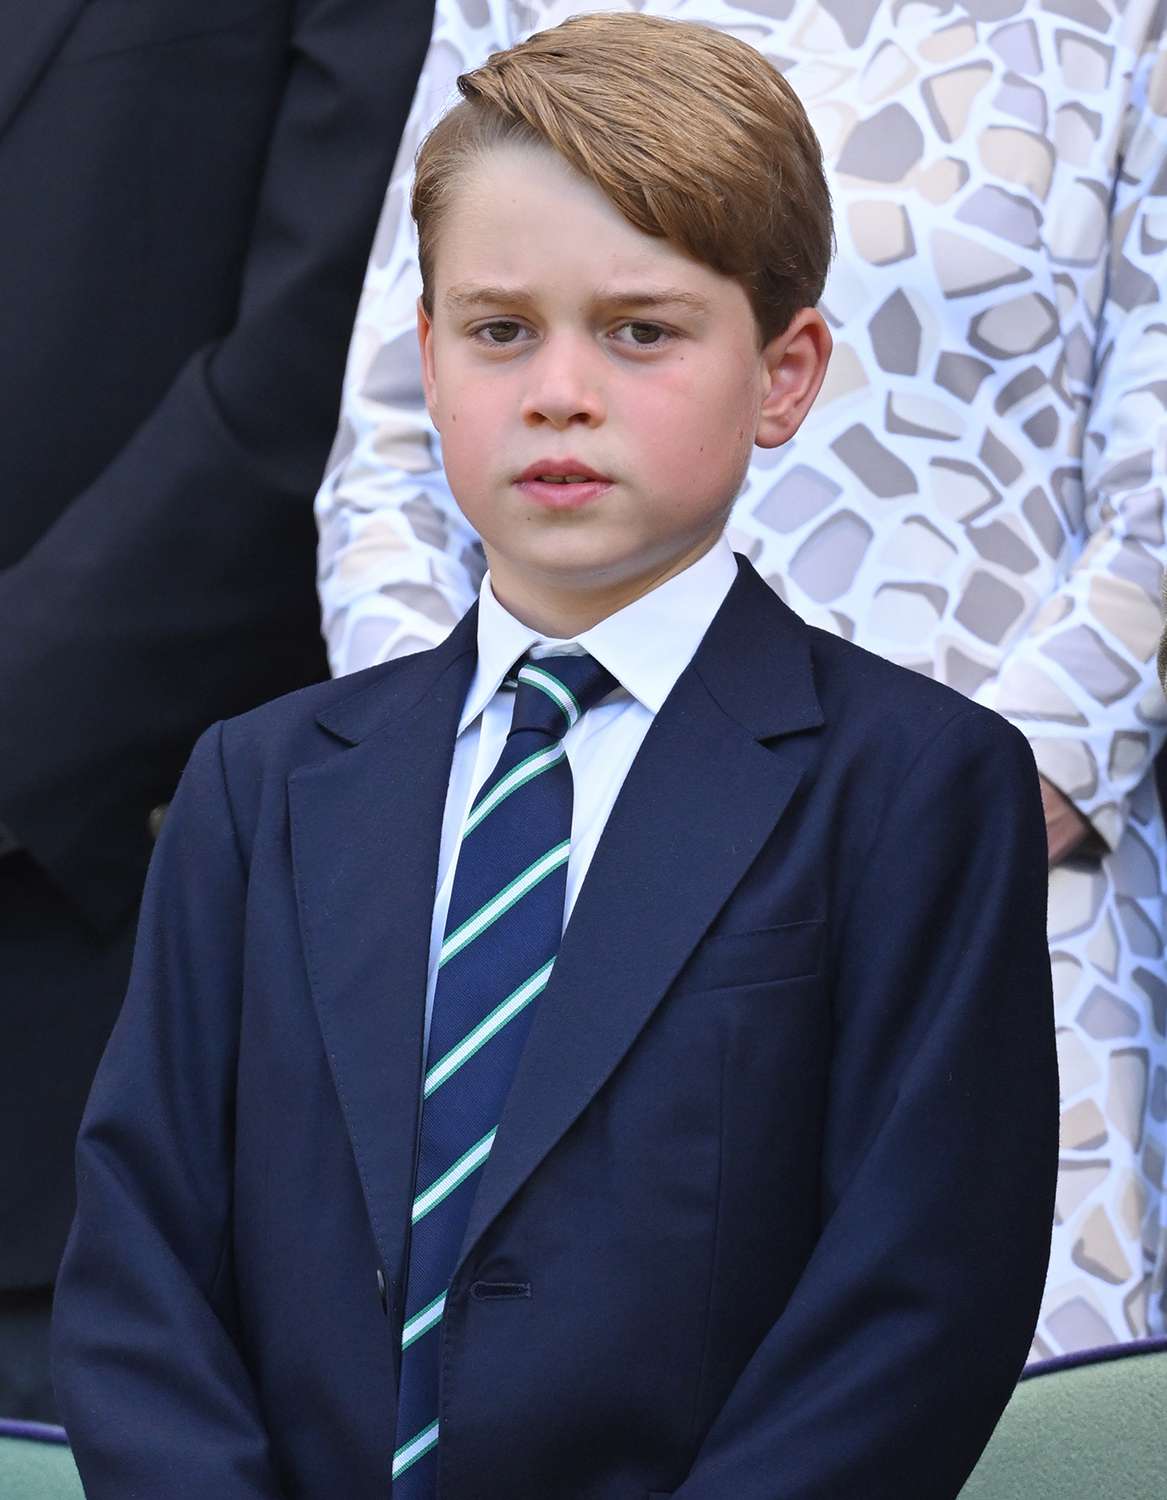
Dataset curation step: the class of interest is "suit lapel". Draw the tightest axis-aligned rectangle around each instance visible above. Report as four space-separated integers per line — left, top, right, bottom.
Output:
0 0 85 143
459 562 824 1268
290 613 477 1283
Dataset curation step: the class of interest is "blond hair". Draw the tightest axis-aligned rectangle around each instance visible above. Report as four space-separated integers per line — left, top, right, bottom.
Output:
411 12 833 342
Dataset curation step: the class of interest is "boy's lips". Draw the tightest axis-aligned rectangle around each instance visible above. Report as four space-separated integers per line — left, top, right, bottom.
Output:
515 458 613 509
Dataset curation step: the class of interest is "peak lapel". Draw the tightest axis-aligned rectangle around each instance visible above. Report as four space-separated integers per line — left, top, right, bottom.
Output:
459 562 824 1267
290 616 477 1281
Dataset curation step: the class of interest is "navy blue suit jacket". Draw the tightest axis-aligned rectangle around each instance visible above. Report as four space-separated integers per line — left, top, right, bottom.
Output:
53 559 1058 1499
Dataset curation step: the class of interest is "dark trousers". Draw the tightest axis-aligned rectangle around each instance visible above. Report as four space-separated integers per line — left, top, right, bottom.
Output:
1 852 138 1421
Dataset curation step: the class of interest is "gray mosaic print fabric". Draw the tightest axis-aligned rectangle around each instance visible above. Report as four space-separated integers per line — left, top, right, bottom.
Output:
315 0 1167 1355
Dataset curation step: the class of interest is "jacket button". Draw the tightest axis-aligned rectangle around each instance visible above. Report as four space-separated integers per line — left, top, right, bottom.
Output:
376 1268 388 1315
148 804 169 839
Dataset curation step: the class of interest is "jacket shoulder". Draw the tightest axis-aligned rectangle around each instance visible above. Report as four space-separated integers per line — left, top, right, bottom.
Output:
806 624 1034 769
219 657 404 761
209 633 470 812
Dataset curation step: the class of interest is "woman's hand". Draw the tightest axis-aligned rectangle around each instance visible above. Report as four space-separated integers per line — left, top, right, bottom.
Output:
1039 776 1093 866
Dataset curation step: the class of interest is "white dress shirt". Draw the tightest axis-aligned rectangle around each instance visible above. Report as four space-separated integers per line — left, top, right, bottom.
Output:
423 537 739 1050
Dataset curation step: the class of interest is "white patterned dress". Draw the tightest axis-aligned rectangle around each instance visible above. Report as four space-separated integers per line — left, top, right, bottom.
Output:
314 0 1167 1356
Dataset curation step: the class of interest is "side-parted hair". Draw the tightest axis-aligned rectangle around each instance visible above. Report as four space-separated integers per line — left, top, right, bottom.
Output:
411 12 833 343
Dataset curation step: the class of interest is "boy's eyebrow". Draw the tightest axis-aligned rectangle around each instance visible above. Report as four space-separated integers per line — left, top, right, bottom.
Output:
443 283 712 316
594 287 712 316
444 284 538 313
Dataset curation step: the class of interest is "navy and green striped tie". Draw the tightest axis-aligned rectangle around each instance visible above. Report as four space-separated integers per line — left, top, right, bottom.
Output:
391 651 617 1494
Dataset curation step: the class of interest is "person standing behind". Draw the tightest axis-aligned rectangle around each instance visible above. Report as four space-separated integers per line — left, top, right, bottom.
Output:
316 0 1167 1355
0 0 433 1420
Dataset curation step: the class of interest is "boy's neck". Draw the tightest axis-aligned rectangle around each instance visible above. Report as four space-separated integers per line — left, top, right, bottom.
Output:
486 532 726 640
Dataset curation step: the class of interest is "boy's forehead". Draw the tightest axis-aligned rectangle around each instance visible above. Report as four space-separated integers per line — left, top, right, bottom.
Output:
433 144 726 312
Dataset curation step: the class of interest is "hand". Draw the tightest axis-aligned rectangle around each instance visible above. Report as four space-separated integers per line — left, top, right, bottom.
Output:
1039 776 1092 866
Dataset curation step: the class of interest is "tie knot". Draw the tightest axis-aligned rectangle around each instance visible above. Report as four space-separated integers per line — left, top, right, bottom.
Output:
507 653 617 741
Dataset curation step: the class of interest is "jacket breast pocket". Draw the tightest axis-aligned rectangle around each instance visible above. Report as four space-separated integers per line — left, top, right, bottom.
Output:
60 0 282 64
671 919 823 996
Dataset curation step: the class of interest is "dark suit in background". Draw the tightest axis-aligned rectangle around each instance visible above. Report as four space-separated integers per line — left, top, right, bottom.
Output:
0 0 433 1417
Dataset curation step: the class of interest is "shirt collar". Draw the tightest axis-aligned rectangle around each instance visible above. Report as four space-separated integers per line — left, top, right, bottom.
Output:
460 535 739 732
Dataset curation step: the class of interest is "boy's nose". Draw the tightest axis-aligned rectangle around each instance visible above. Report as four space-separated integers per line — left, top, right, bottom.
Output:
520 338 605 429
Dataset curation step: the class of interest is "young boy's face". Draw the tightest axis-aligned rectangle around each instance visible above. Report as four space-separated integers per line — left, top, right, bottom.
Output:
418 142 829 631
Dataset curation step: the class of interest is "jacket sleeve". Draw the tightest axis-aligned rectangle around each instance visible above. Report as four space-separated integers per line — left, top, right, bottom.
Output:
51 725 286 1499
671 708 1059 1499
977 27 1167 852
0 0 433 934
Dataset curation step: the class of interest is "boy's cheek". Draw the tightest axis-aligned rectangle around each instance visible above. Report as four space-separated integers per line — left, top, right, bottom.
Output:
636 423 725 495
441 456 506 537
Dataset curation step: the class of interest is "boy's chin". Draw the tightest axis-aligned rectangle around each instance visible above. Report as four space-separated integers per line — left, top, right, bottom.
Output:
491 537 715 615
494 538 665 590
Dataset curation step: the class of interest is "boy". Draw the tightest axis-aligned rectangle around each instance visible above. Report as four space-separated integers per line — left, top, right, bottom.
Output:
52 15 1058 1499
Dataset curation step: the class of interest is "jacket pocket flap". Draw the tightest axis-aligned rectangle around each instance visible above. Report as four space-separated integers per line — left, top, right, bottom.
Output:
673 918 823 994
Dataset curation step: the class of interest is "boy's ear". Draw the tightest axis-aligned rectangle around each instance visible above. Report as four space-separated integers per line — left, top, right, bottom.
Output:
417 297 441 431
754 308 833 450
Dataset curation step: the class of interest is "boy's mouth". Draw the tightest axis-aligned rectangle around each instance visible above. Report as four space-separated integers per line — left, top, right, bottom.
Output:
516 459 613 509
517 459 611 484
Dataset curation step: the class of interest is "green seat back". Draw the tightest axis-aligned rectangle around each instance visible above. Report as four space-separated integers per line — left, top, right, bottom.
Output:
960 1342 1167 1500
0 1426 84 1500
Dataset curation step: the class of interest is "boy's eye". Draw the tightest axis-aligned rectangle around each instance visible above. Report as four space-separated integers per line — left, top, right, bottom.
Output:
476 320 525 344
614 322 668 346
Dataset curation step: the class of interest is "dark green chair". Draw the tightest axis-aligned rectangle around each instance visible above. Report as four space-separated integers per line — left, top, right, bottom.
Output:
0 1421 84 1499
960 1338 1167 1499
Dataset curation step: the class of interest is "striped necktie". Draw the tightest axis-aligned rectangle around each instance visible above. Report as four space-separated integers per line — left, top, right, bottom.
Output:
391 651 617 1495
